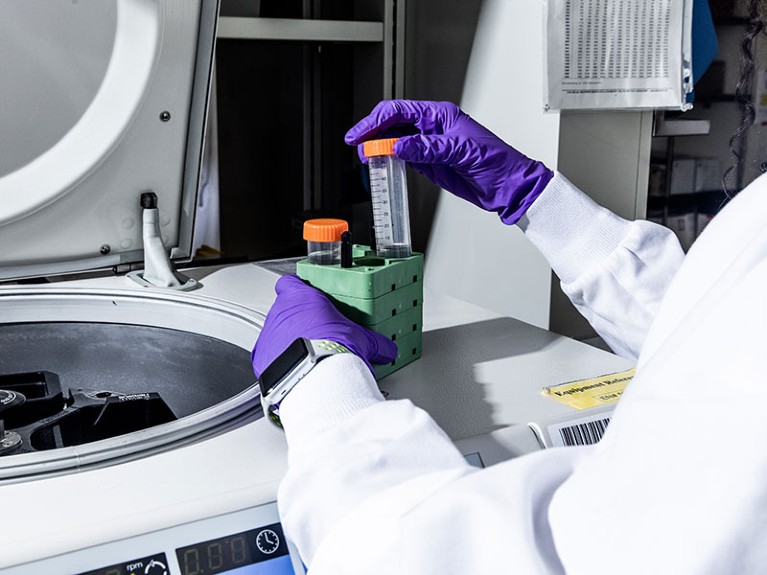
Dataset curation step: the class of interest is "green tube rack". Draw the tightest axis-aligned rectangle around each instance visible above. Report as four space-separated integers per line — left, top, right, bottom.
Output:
296 245 423 380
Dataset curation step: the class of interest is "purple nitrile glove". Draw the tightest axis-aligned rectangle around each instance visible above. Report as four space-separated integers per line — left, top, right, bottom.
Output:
345 100 554 225
251 274 398 379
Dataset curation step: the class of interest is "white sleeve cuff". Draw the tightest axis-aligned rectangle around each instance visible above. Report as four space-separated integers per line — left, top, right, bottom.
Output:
279 354 385 446
518 172 631 285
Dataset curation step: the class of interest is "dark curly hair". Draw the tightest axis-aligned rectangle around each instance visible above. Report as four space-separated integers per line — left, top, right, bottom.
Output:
723 0 766 195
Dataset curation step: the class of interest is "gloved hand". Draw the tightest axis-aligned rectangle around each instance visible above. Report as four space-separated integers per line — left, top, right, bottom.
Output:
345 100 553 225
251 274 398 378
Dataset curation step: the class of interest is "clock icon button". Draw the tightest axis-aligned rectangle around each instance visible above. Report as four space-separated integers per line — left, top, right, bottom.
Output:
256 528 280 554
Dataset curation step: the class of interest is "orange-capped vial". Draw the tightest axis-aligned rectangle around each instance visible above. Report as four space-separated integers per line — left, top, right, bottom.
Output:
363 138 412 258
303 218 349 265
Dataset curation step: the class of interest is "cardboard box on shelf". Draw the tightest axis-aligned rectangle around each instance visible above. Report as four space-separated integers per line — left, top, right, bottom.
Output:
668 157 722 195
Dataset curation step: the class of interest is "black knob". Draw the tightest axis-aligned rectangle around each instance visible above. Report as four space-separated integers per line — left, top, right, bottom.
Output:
0 389 25 415
140 192 158 209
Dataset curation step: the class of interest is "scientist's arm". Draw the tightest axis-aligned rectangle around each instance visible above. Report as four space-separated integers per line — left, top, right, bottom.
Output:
517 172 683 358
346 100 684 359
252 275 474 568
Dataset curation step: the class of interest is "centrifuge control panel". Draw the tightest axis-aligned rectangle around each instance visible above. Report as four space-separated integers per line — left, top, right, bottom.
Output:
3 504 305 575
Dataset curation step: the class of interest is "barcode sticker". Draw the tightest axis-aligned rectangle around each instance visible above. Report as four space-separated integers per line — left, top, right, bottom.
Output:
548 415 611 447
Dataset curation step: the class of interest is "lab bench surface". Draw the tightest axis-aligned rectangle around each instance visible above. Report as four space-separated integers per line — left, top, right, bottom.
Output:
40 260 633 446
188 262 632 445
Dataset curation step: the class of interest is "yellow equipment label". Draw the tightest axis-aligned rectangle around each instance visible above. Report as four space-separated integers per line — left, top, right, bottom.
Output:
542 368 636 409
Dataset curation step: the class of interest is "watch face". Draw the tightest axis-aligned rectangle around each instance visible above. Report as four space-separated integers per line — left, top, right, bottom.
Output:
258 338 309 397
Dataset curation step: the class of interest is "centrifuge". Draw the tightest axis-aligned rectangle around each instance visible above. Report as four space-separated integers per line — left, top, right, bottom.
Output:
0 2 632 574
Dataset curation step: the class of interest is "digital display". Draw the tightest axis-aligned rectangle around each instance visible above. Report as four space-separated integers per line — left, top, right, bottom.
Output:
176 522 295 575
75 553 169 575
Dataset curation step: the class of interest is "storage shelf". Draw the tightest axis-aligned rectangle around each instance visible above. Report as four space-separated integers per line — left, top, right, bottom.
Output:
217 17 384 43
653 114 711 137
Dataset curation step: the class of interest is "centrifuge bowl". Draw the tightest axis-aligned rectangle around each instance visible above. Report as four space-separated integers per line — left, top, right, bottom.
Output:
0 286 263 483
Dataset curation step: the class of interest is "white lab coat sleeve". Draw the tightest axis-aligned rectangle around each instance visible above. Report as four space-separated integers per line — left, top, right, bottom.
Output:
519 172 684 360
307 441 587 575
546 178 767 573
276 353 474 568
277 353 588 574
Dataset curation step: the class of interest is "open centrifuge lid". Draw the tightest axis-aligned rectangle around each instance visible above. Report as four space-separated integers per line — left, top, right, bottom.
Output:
0 0 219 281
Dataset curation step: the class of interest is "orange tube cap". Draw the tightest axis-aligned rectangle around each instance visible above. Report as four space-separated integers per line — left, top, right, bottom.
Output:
303 218 349 242
363 138 398 158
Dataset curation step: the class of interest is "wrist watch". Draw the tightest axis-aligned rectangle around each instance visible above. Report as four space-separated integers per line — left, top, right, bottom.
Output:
258 337 350 427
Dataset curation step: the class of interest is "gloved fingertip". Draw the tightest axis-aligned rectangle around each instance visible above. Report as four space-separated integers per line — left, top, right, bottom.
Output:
371 332 399 364
345 118 376 146
274 273 305 294
344 130 359 145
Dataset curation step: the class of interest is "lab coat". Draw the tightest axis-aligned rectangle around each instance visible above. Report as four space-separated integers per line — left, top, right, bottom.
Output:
277 172 767 574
